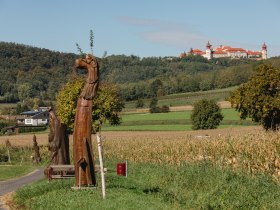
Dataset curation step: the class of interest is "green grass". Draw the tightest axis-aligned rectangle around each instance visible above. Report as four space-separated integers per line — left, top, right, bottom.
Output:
103 124 193 131
0 165 36 181
124 86 237 110
121 108 243 121
120 111 191 121
13 161 280 210
103 109 255 131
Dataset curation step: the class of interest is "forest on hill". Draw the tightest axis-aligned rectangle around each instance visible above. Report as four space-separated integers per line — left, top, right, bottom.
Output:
1 41 280 105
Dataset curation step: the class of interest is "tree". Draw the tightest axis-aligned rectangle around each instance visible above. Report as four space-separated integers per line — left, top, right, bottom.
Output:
150 79 163 97
56 77 124 132
149 97 161 113
16 103 29 114
191 99 223 130
135 99 144 108
229 64 280 130
17 83 32 102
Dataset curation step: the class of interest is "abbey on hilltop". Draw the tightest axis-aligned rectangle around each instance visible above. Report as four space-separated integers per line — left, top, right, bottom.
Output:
180 41 267 60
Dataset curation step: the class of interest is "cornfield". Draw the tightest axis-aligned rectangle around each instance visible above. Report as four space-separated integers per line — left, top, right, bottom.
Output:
1 127 280 181
99 129 280 182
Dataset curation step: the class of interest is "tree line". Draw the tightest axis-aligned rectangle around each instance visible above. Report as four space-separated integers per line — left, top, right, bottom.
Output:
1 41 279 108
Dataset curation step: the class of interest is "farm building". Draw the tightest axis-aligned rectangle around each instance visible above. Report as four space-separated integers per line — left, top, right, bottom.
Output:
16 108 49 126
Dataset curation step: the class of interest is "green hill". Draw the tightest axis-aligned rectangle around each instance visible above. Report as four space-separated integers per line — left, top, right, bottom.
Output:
1 41 280 107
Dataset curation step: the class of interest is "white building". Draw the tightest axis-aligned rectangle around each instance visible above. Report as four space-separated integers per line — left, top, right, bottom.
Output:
180 42 267 60
16 110 49 126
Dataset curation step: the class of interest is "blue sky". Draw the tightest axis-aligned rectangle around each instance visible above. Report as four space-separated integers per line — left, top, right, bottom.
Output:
0 0 280 58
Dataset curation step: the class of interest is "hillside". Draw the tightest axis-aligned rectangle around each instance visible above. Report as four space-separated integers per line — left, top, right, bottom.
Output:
0 42 77 102
1 41 279 106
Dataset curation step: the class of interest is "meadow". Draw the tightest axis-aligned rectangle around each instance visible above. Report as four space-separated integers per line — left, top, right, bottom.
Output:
123 87 236 111
102 108 256 131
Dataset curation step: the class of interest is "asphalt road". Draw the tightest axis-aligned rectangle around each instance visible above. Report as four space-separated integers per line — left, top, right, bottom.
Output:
0 168 45 210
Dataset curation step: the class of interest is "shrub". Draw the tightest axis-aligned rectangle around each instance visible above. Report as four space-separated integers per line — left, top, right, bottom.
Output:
191 99 223 130
149 98 170 113
160 105 170 113
18 126 47 133
135 99 144 108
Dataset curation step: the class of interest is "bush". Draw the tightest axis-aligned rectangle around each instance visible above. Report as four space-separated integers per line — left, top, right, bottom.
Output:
191 99 223 130
18 126 47 133
149 97 170 113
160 105 170 113
135 99 144 108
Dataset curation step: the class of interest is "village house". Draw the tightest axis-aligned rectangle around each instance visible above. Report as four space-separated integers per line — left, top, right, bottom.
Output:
16 107 49 126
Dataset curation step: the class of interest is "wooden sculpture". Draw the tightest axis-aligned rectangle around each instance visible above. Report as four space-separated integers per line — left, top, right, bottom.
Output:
73 54 99 186
48 109 70 165
32 134 41 164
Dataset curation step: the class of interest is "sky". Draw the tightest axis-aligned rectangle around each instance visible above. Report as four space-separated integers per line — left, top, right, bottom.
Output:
0 0 280 58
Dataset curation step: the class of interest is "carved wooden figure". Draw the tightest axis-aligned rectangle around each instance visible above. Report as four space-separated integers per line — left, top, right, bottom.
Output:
48 109 70 165
32 134 41 164
73 54 99 186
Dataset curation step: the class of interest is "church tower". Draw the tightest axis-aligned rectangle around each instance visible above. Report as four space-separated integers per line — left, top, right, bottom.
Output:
205 41 213 60
261 42 267 59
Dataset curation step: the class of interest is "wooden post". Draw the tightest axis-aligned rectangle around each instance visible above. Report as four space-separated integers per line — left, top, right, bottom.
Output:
97 133 106 199
7 148 11 163
79 165 81 189
126 160 128 177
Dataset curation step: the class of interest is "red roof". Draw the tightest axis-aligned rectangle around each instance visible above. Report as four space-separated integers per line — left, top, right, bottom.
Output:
192 49 205 55
213 50 227 55
180 52 187 58
247 50 261 55
226 48 246 52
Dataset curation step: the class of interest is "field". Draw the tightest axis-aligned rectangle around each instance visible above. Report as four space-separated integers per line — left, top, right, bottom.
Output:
1 87 280 208
0 126 280 209
102 108 256 131
1 126 280 180
123 87 236 111
1 127 280 209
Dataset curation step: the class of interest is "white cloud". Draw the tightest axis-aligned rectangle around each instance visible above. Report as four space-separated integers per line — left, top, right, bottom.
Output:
116 16 280 57
116 16 209 50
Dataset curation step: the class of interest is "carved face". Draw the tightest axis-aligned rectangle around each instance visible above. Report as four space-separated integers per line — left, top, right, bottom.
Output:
75 54 96 69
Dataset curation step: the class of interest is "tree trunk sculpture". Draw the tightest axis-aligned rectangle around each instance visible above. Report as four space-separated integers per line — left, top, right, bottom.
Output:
32 134 41 164
73 54 99 186
48 109 70 165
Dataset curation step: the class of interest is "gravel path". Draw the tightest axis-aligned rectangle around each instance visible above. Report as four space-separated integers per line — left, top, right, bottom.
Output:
0 168 45 210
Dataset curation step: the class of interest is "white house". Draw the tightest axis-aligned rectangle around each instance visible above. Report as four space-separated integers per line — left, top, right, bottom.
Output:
16 109 49 126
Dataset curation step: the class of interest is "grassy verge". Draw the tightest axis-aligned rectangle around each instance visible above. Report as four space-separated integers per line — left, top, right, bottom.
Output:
13 161 280 210
0 165 37 181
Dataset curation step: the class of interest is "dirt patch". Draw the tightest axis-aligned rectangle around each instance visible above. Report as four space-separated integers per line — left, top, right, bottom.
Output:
0 191 14 210
217 101 232 108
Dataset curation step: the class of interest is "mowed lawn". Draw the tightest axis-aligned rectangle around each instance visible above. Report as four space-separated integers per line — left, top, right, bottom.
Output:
103 108 255 131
